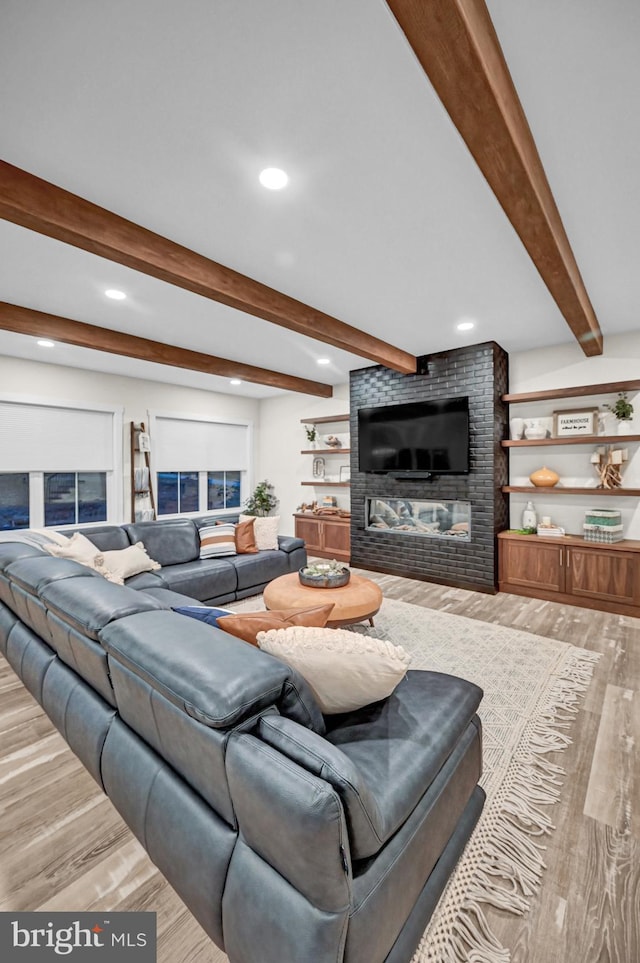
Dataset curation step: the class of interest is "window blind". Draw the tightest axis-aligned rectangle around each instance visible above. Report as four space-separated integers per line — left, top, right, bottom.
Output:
0 401 115 472
154 416 249 472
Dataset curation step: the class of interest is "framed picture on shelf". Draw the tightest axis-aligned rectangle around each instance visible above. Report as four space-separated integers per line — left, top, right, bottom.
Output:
552 407 597 437
339 465 351 482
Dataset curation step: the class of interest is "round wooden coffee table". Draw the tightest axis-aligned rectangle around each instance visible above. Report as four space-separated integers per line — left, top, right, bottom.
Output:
263 573 383 628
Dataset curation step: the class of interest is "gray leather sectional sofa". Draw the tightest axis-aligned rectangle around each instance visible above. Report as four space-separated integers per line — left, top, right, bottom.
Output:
0 517 485 963
70 515 308 604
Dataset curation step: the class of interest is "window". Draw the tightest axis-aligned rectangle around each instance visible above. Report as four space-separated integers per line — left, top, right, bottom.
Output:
151 412 251 517
207 471 241 510
157 471 199 515
0 397 122 529
0 473 30 531
44 472 107 526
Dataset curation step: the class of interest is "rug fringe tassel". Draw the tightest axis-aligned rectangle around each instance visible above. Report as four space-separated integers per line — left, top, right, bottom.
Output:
415 649 600 962
416 901 510 963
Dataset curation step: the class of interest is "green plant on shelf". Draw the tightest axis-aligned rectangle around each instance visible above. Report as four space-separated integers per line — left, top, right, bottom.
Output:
304 424 317 442
604 392 634 421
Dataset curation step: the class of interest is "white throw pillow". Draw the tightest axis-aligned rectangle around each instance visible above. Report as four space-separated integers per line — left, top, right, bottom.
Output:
257 625 411 714
45 532 100 565
239 514 280 551
93 542 161 585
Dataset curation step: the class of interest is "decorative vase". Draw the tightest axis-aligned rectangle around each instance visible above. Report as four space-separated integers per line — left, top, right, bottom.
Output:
529 466 560 488
509 418 524 440
617 419 634 435
521 501 537 529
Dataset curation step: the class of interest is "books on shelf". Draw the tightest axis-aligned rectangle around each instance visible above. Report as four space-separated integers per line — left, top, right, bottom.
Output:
537 524 565 537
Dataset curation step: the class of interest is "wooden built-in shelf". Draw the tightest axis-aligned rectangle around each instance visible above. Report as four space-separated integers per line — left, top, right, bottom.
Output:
300 413 349 424
301 448 351 455
503 378 640 405
301 481 350 487
503 486 640 496
503 434 640 448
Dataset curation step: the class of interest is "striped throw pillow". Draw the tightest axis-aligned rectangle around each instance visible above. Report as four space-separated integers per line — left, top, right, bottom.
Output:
199 523 237 559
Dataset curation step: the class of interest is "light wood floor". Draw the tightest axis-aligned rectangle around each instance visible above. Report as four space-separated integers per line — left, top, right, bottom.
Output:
1 572 638 963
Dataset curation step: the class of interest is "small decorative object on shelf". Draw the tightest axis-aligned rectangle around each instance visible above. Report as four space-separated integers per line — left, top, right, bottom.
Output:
304 424 317 448
524 420 547 440
509 417 525 440
324 435 342 448
521 501 537 529
312 457 325 479
604 392 635 435
529 466 560 487
299 559 351 588
322 495 338 508
583 509 624 543
552 407 597 437
536 522 565 537
591 446 628 489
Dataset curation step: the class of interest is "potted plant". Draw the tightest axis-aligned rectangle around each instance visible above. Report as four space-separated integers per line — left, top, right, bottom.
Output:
304 424 317 449
605 392 635 435
243 480 278 517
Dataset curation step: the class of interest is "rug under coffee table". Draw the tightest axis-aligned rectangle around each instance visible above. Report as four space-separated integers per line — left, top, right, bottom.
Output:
263 572 383 627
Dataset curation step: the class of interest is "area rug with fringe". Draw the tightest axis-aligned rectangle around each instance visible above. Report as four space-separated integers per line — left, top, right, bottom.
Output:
231 594 600 963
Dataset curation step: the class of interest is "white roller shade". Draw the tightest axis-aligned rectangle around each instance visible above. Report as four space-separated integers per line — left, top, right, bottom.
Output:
0 401 115 471
154 416 249 472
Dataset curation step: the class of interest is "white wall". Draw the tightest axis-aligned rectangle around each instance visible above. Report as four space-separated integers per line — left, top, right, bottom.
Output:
258 384 350 537
507 332 640 539
0 355 260 523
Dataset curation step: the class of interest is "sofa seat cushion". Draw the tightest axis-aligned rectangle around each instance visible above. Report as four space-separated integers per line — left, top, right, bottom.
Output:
100 610 325 734
154 558 238 601
259 670 483 859
40 574 164 641
123 519 200 566
233 551 288 591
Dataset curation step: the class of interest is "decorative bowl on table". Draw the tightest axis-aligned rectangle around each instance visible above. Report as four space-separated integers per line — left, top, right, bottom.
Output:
299 562 351 588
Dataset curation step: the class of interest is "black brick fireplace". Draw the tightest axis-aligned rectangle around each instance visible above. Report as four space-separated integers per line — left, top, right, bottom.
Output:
349 341 508 592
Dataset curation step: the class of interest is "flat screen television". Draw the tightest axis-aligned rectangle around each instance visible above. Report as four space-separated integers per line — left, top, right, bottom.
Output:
358 396 470 476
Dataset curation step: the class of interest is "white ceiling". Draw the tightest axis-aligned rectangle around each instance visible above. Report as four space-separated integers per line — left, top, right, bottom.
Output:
0 0 638 399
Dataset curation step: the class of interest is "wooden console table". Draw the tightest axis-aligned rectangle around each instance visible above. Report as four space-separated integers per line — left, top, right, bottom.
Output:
498 531 640 617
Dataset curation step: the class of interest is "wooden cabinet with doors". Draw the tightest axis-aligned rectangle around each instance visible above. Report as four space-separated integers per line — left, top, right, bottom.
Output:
498 531 640 616
294 513 350 563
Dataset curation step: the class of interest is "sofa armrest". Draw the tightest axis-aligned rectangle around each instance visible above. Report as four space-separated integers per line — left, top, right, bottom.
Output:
277 535 305 554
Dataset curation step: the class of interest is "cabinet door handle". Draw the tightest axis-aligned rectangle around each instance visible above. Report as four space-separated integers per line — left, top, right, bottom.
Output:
566 549 570 569
559 548 563 566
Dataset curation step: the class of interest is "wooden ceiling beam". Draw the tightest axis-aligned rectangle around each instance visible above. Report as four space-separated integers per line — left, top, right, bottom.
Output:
0 160 416 374
0 301 333 397
386 0 603 356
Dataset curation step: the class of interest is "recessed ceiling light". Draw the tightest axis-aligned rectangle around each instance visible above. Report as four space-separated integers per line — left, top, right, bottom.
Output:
230 379 242 386
37 339 55 348
105 288 126 300
259 168 288 190
317 357 330 365
457 321 475 332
